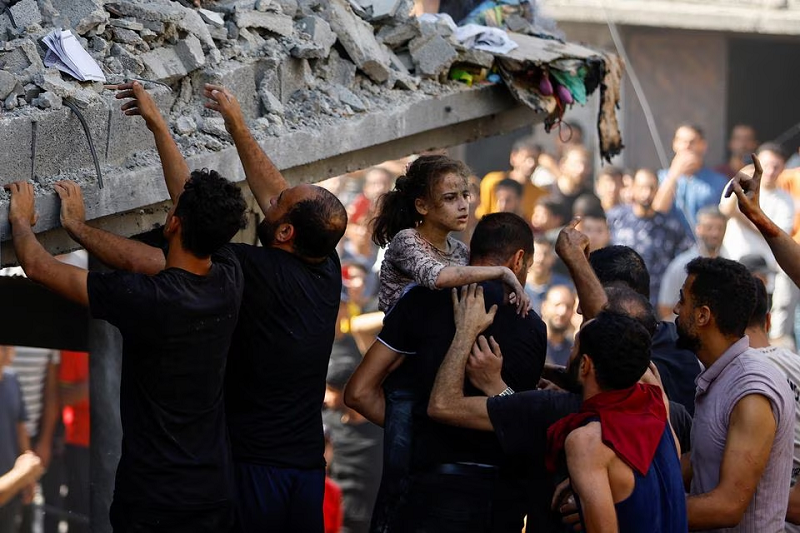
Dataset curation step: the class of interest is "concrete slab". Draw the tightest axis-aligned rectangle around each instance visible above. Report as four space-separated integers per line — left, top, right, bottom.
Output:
234 10 295 36
9 0 43 29
0 116 33 183
328 0 393 83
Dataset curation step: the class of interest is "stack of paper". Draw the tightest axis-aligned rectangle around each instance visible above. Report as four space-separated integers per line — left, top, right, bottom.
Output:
43 29 106 82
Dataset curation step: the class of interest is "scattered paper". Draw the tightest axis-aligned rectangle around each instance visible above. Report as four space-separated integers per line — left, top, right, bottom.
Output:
43 29 106 83
455 24 518 55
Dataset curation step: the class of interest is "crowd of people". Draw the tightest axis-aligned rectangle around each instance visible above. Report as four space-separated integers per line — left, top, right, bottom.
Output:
2 74 800 533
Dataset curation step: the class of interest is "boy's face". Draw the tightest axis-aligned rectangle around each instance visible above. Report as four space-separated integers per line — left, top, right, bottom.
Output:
510 148 538 177
0 346 14 371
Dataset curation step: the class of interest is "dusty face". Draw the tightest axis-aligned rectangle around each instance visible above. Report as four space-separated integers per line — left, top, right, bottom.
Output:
673 126 707 160
632 170 659 210
542 286 576 334
510 148 538 178
494 187 522 215
729 125 758 158
416 173 471 233
758 149 786 189
695 214 726 253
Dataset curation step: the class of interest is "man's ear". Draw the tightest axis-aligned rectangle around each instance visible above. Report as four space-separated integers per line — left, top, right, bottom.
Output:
696 305 712 328
509 249 526 274
274 222 295 243
165 213 181 238
580 354 592 379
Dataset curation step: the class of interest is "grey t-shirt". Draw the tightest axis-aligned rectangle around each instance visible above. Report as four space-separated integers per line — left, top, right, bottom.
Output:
691 337 795 532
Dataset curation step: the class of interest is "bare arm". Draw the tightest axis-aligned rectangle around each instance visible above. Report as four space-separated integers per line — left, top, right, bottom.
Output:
33 361 60 468
58 180 165 275
556 218 606 320
16 422 29 455
0 452 43 506
686 394 777 530
115 82 189 202
565 425 618 533
343 341 405 427
729 155 800 288
8 182 89 306
787 482 800 524
428 285 496 431
437 266 529 315
204 84 288 214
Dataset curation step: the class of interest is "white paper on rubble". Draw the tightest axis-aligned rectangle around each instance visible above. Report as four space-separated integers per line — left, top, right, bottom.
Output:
43 29 106 83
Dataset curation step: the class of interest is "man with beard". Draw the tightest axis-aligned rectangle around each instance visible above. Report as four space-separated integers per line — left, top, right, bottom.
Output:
676 257 794 531
541 285 576 366
607 169 695 306
427 222 692 532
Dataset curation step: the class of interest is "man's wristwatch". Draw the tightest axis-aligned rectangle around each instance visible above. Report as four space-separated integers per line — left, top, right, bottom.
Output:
495 386 515 397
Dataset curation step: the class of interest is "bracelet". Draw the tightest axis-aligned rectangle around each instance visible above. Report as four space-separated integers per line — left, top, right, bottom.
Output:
495 386 515 397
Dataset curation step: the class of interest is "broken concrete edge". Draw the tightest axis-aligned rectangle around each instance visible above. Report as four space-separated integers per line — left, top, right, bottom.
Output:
0 83 546 263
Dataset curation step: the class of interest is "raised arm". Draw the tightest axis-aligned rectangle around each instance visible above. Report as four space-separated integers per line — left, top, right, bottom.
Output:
686 393 776 529
115 82 189 203
427 285 496 431
7 182 89 306
653 152 702 214
344 341 405 427
204 84 288 214
556 218 606 320
435 266 529 315
728 154 800 288
56 181 165 275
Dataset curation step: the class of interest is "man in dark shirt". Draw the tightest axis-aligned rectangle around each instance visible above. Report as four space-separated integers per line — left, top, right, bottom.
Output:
346 212 547 532
588 245 702 415
7 163 248 530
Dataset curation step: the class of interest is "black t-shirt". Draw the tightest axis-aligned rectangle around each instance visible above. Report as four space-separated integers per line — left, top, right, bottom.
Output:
487 390 693 532
87 246 243 510
378 280 547 470
224 244 341 469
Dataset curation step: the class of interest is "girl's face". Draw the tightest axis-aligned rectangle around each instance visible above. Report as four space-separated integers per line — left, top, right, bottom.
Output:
416 173 471 233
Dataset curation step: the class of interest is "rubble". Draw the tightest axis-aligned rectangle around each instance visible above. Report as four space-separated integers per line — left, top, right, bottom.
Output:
409 34 458 78
328 0 393 83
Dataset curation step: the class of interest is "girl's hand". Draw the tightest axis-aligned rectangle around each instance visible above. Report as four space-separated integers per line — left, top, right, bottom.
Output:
502 268 530 316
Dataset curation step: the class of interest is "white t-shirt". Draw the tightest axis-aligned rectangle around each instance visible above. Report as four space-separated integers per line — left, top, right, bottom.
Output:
760 345 800 533
658 245 730 316
722 188 794 269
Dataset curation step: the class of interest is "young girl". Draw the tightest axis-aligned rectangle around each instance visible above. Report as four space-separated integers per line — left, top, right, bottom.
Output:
372 154 529 313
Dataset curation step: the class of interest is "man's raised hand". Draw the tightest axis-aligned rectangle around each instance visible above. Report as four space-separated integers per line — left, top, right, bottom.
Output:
114 81 165 132
204 84 245 133
452 284 497 337
55 181 86 235
6 181 38 227
556 217 590 262
725 153 764 222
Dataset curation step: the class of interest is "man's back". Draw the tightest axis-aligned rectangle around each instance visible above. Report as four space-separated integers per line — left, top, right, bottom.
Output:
87 246 243 511
224 244 342 469
760 346 800 486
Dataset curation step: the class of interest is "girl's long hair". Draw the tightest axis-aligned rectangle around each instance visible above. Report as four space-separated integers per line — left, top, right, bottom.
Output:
371 155 471 247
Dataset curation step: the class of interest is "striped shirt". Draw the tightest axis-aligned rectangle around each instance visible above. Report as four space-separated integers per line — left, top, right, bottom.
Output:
9 347 59 439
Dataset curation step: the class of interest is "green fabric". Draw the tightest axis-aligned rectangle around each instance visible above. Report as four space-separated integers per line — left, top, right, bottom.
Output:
550 66 588 105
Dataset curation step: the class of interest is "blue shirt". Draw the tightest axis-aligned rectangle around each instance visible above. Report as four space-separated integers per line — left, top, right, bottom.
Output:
657 167 728 234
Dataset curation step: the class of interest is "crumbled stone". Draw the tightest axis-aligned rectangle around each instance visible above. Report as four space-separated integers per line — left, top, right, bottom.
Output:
319 49 357 88
175 116 197 135
377 21 419 47
455 47 495 69
33 91 62 110
176 34 206 72
34 70 77 99
296 16 336 57
4 93 18 110
109 18 144 31
1 39 45 74
259 81 285 115
200 116 230 139
329 84 367 112
23 83 41 103
0 71 17 100
409 34 458 78
198 9 225 27
274 0 298 16
234 10 294 37
113 27 145 46
328 0 392 83
9 0 43 29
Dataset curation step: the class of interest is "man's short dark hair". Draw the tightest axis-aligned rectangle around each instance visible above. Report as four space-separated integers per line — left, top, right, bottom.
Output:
685 257 757 338
573 194 605 219
748 276 769 330
589 245 651 299
676 123 705 140
511 135 542 155
605 286 658 337
579 311 652 391
757 142 788 161
174 169 248 257
539 197 570 224
470 212 534 265
495 178 523 198
696 205 727 223
597 166 624 180
262 186 347 259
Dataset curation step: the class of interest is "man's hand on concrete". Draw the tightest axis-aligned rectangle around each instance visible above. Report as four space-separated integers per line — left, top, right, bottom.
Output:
726 154 764 222
452 284 497 338
466 335 506 396
54 181 86 234
556 217 590 264
115 81 165 132
6 181 38 227
204 84 245 133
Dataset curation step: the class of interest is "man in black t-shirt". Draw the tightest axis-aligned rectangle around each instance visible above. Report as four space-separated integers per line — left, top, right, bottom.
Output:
7 162 248 532
345 213 547 532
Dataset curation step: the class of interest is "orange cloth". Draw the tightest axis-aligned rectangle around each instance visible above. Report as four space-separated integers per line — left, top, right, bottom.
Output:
475 171 547 221
778 168 800 242
59 351 90 447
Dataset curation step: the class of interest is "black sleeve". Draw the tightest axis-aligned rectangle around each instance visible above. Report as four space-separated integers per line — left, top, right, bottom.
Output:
377 289 422 355
668 400 692 454
487 390 581 458
87 271 156 331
